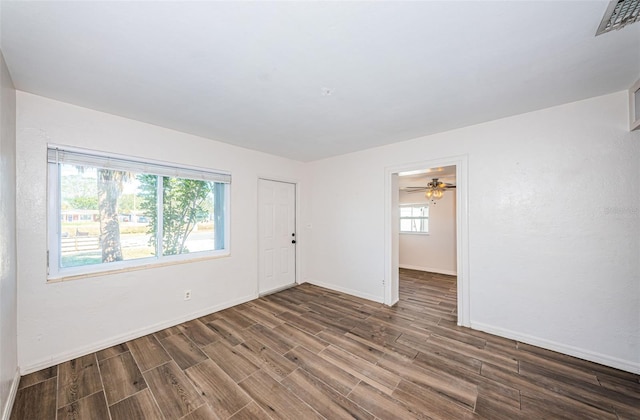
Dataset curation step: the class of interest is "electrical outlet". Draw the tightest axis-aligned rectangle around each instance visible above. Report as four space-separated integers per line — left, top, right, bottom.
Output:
184 290 192 300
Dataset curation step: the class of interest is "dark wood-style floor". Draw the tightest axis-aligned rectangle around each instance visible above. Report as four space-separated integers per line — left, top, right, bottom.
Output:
11 269 640 419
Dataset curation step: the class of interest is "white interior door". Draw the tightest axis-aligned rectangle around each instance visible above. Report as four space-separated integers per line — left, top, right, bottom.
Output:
258 179 296 295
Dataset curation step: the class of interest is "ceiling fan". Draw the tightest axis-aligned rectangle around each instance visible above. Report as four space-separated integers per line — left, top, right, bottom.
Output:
404 178 456 201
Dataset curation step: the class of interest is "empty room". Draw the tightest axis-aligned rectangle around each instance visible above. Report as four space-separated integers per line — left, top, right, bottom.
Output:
1 1 639 419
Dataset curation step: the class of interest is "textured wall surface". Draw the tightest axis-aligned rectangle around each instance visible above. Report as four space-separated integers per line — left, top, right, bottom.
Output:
306 91 640 372
0 49 18 416
16 92 305 372
14 90 640 375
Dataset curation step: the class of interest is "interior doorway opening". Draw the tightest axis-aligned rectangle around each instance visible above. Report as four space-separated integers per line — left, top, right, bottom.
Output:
398 166 457 275
384 156 469 327
397 165 458 322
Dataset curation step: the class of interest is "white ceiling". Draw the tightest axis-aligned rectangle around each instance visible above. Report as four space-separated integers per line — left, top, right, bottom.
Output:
2 1 639 162
398 165 456 190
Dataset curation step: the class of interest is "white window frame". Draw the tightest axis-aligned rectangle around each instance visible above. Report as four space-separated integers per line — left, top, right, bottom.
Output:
399 203 429 234
47 145 231 280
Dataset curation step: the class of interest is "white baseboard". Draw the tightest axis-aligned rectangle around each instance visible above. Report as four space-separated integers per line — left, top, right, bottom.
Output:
399 264 457 276
307 279 383 304
471 321 640 374
21 293 258 375
2 368 20 420
259 283 296 297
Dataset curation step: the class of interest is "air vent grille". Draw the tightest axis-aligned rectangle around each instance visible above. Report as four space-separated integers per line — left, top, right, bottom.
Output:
596 0 640 35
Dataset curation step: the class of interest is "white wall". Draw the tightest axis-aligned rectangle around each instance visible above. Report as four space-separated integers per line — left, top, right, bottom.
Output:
0 50 18 416
16 92 305 373
399 190 456 275
13 89 640 375
305 91 640 373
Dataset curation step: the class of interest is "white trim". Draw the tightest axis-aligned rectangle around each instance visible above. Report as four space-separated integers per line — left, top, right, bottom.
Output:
384 155 470 326
471 321 640 374
399 264 457 276
256 175 300 185
1 368 20 420
256 177 299 296
259 283 296 297
399 203 430 234
47 152 231 279
20 293 257 375
156 174 164 260
46 253 230 283
386 173 400 306
307 279 384 304
629 78 640 131
47 144 232 182
47 163 59 277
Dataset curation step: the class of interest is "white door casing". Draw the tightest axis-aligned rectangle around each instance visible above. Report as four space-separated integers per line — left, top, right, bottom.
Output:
258 179 296 295
384 155 469 327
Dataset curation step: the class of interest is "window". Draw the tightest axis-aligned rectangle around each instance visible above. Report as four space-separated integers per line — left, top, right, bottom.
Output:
399 204 429 233
47 146 230 278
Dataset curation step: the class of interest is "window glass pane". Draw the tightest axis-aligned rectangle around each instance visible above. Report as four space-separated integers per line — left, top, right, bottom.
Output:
51 148 230 278
399 205 429 233
400 207 412 217
59 164 156 268
158 177 223 256
400 219 413 232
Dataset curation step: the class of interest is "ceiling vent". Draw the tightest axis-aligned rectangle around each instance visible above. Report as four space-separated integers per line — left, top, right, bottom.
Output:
596 0 640 35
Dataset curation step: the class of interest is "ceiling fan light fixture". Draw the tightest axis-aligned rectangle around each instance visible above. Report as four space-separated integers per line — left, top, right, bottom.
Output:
425 180 445 201
410 177 454 203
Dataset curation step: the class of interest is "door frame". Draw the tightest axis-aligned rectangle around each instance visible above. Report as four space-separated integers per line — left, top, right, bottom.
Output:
383 155 470 327
257 177 299 296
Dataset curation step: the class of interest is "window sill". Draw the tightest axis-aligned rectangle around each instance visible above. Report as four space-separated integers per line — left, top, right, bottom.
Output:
399 232 430 236
47 252 230 283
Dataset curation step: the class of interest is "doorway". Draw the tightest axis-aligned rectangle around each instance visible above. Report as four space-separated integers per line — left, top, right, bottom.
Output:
384 156 470 327
398 166 457 275
258 179 297 295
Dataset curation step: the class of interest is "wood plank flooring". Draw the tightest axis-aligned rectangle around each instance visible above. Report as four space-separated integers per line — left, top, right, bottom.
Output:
11 269 640 419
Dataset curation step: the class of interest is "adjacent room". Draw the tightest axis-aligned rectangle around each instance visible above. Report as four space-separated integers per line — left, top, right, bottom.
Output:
1 1 639 419
398 167 457 276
